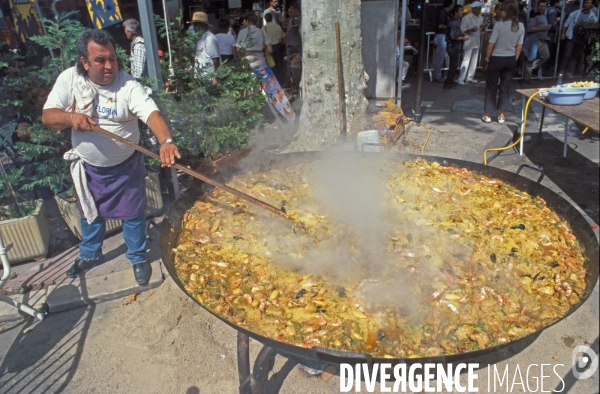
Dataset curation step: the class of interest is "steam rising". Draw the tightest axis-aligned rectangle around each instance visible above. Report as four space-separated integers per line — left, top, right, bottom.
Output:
236 152 473 313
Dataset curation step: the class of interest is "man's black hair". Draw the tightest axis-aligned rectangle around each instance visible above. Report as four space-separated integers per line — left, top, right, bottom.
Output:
450 4 463 16
76 29 117 75
443 0 454 8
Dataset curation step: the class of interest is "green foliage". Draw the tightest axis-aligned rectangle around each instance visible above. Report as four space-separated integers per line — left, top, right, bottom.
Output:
573 20 600 45
153 11 266 161
0 12 82 219
13 122 72 196
115 45 131 74
29 12 88 75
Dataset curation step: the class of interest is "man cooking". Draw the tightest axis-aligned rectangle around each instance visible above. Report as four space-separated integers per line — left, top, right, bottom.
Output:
42 30 181 285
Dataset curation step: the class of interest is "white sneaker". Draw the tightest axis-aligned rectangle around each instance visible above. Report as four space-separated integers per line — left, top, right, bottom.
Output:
523 135 532 142
457 80 466 85
467 79 478 83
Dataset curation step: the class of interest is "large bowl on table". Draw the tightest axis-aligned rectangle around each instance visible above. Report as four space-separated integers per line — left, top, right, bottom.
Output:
547 88 587 105
559 83 600 100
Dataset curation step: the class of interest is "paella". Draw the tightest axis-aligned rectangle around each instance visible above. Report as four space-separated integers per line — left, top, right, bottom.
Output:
172 158 588 358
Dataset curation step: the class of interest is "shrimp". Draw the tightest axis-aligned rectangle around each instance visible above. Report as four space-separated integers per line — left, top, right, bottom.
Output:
429 288 446 302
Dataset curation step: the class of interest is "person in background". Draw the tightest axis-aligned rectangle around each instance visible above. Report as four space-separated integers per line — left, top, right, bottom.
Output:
262 13 284 80
188 12 221 83
559 0 597 78
396 32 411 89
482 0 524 124
284 3 302 82
518 1 528 25
491 2 503 27
443 5 470 89
543 0 561 73
458 1 486 84
123 19 148 79
545 0 560 43
216 19 237 62
225 14 238 39
523 0 551 81
433 0 454 83
42 30 180 285
236 12 273 69
564 0 580 17
263 0 282 26
463 0 475 14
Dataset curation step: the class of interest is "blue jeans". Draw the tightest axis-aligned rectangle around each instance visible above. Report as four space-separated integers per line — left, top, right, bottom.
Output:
433 34 447 80
559 38 584 76
79 211 147 265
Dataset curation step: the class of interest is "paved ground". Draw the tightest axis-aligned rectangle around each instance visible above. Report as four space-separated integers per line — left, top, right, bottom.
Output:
0 75 598 393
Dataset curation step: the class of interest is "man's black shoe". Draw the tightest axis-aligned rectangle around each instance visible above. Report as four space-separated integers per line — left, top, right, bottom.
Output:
133 262 152 286
66 257 99 278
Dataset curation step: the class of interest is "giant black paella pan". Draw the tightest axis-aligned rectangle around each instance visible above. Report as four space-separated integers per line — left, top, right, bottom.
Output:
159 152 599 365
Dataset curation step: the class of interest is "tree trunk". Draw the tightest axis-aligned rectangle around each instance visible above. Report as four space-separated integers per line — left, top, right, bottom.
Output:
289 0 368 151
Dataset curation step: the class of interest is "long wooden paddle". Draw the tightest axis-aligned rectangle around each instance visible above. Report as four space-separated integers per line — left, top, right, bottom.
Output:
90 125 302 228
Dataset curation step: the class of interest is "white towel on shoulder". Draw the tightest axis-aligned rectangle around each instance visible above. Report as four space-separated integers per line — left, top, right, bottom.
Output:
70 70 98 116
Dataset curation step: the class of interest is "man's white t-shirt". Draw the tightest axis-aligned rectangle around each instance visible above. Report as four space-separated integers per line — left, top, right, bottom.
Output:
44 67 159 167
195 31 221 77
216 33 236 56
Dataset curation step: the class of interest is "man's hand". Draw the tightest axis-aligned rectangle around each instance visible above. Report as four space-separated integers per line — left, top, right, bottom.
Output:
159 142 181 167
561 32 566 40
71 113 97 131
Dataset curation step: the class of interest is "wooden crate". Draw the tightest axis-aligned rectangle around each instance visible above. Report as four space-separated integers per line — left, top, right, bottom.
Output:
379 121 406 151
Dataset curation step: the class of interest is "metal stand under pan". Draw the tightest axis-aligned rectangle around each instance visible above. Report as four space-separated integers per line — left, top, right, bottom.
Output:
237 332 277 394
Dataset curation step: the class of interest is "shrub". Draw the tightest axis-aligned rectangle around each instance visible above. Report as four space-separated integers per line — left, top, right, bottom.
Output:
153 12 265 162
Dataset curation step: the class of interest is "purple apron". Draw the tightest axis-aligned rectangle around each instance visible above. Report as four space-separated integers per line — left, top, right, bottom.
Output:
82 151 146 221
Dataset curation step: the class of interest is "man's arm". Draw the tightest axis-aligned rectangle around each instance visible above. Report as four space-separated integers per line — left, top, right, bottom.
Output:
485 42 495 62
145 110 181 167
42 108 97 131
